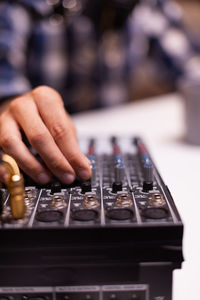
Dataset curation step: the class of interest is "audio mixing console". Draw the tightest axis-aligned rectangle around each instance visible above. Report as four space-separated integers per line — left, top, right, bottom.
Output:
0 137 183 300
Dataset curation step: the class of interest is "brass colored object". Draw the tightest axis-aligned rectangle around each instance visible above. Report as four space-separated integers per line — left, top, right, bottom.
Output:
51 195 67 209
115 192 133 207
1 154 25 219
1 154 20 176
24 187 37 209
25 187 37 198
149 193 166 207
83 192 99 208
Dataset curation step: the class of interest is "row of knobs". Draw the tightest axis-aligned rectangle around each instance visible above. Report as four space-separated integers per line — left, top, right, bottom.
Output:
82 154 154 194
50 161 153 195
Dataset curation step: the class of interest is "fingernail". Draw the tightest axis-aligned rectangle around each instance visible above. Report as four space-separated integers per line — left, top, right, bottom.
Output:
78 169 91 180
38 173 51 184
61 173 75 184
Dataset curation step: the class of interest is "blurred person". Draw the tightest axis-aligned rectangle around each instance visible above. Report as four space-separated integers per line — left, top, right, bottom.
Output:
0 0 199 184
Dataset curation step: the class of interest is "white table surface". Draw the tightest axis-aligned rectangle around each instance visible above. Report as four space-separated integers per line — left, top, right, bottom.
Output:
72 93 200 300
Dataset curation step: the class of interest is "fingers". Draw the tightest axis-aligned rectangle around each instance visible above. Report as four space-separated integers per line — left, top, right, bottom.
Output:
0 111 51 184
32 86 91 180
0 86 91 184
10 93 78 184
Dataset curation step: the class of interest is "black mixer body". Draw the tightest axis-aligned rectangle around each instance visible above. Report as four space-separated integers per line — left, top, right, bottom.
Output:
0 137 183 300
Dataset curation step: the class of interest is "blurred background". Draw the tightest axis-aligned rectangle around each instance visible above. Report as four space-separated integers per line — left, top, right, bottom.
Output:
41 0 200 113
1 0 200 114
131 0 200 100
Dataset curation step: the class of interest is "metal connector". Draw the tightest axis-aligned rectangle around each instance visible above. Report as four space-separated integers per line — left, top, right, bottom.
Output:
1 153 25 219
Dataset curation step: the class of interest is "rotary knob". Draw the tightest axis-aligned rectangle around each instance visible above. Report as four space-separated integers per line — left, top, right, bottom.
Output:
81 180 92 194
112 181 123 193
142 160 154 192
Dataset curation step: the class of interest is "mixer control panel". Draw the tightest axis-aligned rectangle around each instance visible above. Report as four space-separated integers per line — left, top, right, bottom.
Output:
0 137 183 300
0 137 181 228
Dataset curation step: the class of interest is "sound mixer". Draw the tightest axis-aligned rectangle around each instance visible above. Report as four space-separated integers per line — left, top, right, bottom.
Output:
0 137 183 300
0 137 180 228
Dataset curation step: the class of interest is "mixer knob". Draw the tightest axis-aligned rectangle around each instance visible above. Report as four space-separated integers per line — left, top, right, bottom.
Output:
112 181 123 193
142 160 154 192
114 164 125 183
81 180 92 194
50 181 61 194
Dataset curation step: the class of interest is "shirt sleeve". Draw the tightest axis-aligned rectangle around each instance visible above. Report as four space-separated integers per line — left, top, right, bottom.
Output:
0 2 32 101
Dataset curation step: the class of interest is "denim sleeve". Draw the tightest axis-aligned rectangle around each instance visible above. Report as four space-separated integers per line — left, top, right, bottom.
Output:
0 2 32 101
